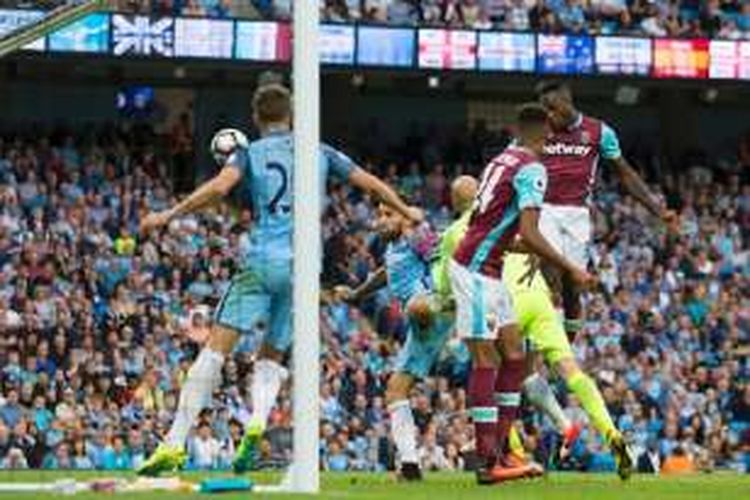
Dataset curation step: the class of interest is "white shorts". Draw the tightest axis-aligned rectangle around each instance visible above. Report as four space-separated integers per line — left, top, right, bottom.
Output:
539 204 592 269
448 260 516 340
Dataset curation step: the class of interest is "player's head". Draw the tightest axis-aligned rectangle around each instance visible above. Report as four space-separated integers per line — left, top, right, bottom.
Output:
253 83 292 132
535 80 577 130
450 175 478 214
375 203 408 240
516 103 550 153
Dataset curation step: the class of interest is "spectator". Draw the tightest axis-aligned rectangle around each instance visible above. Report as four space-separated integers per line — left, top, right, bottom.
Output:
557 0 587 32
189 423 221 470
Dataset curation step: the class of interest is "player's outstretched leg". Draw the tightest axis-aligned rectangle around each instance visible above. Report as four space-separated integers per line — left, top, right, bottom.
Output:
386 373 421 481
562 361 633 480
138 326 235 476
233 351 288 474
521 371 582 460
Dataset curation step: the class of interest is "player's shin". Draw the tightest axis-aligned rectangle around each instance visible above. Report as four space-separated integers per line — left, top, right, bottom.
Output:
561 275 583 342
250 357 288 427
522 373 570 433
493 328 526 461
387 399 419 466
166 347 225 448
467 356 499 466
565 368 617 442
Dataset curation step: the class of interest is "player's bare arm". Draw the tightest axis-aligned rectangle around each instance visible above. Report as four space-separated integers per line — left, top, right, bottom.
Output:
349 168 424 223
612 156 677 225
518 208 595 288
336 266 388 303
140 165 242 234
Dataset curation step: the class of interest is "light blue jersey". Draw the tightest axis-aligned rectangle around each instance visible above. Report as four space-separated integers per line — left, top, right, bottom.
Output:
382 224 453 379
228 130 354 262
383 223 437 308
215 130 355 351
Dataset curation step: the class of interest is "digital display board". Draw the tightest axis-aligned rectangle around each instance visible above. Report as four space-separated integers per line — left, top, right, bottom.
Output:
48 13 109 53
537 34 594 74
320 24 355 65
112 15 174 57
0 9 44 51
357 26 414 67
709 40 750 80
477 32 535 72
653 39 709 78
418 29 477 70
235 21 291 61
595 37 651 75
175 18 233 58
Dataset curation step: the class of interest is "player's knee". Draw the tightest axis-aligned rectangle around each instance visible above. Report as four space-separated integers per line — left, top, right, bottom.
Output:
258 343 285 363
406 295 433 329
555 357 581 380
466 340 500 367
207 325 239 355
496 325 524 360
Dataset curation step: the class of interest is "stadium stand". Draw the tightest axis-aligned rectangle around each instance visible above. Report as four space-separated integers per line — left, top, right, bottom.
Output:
2 1 750 38
0 120 748 473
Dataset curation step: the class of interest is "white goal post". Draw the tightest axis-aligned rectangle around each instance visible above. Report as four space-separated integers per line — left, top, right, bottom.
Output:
290 0 321 494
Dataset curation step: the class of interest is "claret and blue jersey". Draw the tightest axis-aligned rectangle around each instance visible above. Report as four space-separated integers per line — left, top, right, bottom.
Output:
453 145 548 278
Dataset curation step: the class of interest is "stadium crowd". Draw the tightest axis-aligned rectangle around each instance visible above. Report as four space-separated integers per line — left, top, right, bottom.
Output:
4 0 750 39
0 121 748 475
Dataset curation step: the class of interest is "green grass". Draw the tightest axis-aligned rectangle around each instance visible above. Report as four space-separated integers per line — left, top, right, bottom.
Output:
0 470 747 499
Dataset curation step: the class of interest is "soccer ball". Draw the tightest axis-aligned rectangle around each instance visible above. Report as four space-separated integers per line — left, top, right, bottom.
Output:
210 128 249 165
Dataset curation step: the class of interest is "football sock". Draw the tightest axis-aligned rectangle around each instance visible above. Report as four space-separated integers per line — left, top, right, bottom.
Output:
250 359 288 428
494 359 525 458
166 348 225 448
468 366 499 464
388 399 419 465
508 425 526 458
523 373 571 433
566 371 617 444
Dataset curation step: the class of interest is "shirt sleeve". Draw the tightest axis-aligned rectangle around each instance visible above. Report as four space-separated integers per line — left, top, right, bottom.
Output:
513 162 548 209
225 147 248 177
321 144 355 182
600 122 622 160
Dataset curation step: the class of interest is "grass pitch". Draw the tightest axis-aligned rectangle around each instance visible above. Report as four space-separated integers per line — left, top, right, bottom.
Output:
0 470 747 499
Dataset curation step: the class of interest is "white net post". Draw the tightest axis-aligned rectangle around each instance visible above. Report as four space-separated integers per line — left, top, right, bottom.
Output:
291 0 321 494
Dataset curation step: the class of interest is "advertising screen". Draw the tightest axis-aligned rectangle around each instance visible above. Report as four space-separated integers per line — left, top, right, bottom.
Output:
418 29 477 70
537 34 594 74
48 13 109 53
653 39 709 78
112 15 174 56
477 32 535 72
357 26 414 67
595 37 651 75
320 24 355 65
0 9 44 51
709 40 750 80
235 21 291 61
174 18 233 59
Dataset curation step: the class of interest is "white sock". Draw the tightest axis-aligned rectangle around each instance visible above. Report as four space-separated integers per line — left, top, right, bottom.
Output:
250 359 288 427
165 348 225 448
388 400 419 465
523 373 571 433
